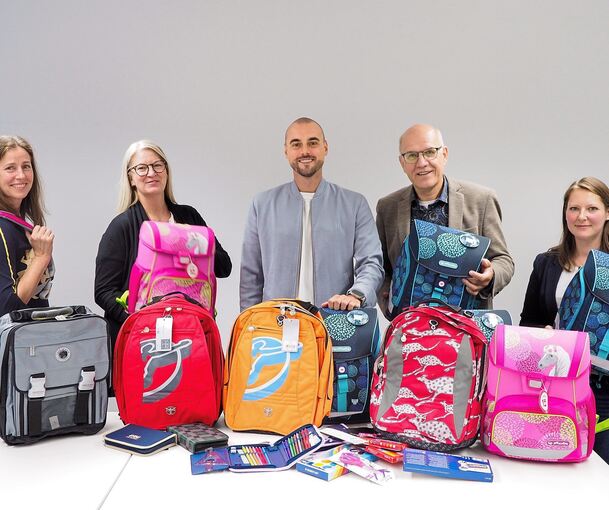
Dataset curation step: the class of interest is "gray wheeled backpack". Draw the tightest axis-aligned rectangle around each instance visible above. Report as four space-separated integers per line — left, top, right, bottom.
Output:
0 306 110 445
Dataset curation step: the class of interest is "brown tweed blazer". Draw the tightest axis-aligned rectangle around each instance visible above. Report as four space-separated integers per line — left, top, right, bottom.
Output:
375 177 514 318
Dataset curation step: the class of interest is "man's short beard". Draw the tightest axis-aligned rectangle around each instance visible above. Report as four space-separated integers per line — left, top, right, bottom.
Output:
292 161 322 178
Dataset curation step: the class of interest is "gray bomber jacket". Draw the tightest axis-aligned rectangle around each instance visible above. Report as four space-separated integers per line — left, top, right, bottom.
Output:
239 179 384 310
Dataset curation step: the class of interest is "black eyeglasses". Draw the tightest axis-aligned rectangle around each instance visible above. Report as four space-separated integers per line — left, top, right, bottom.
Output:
128 160 166 176
400 146 443 164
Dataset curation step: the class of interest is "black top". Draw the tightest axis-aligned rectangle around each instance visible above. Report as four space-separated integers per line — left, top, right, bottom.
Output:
94 201 232 343
0 218 52 315
520 250 563 328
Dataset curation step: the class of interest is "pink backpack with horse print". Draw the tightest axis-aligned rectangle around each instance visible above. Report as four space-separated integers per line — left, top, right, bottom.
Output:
370 301 488 451
128 221 216 314
481 325 595 462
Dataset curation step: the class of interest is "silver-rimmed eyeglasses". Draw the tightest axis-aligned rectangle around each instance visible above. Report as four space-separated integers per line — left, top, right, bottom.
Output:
400 146 443 164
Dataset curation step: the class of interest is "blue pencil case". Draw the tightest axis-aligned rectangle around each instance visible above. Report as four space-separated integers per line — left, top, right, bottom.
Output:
191 424 323 474
104 424 177 456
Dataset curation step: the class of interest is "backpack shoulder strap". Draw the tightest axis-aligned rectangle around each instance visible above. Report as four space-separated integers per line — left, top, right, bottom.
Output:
0 211 34 231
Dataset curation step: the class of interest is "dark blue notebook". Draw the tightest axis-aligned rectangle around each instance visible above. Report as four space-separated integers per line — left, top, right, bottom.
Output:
104 424 177 456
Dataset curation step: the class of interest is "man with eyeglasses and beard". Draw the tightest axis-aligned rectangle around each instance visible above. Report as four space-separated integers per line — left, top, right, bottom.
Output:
240 117 384 311
375 123 514 319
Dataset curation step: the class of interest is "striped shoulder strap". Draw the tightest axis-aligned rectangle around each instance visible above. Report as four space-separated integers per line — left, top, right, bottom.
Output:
0 211 34 231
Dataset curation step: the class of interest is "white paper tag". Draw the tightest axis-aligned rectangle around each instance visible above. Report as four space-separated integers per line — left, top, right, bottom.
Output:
49 416 60 430
156 316 173 351
281 318 300 352
539 390 548 413
187 262 199 278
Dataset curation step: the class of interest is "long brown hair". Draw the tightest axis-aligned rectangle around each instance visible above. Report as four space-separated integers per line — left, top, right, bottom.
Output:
552 176 609 270
0 136 46 226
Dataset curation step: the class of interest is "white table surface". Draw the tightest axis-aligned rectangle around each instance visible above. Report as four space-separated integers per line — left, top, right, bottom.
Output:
102 416 609 510
0 411 129 510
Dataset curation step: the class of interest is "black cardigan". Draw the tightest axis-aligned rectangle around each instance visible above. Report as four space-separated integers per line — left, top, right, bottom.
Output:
519 250 563 328
94 201 232 343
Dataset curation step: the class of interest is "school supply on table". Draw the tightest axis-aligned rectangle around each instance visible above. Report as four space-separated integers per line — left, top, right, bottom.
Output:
104 424 176 456
402 449 493 482
223 299 333 435
191 448 231 474
388 219 490 319
114 294 224 430
167 423 229 453
481 325 595 462
329 446 394 485
355 431 408 451
320 307 381 423
319 424 368 445
128 221 216 313
296 445 377 481
0 305 109 445
190 424 323 474
370 300 488 451
559 249 609 362
364 445 404 463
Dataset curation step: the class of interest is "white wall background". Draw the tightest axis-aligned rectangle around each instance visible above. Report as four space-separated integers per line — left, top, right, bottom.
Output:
2 1 608 342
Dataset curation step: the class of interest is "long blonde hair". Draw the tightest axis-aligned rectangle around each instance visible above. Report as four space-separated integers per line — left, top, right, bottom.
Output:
0 136 46 225
117 140 177 213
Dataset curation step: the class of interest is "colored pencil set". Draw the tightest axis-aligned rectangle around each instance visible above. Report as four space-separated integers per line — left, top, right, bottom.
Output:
191 424 324 474
231 445 272 466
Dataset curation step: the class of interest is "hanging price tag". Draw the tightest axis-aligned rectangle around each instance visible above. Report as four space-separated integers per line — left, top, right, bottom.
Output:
156 316 173 351
282 318 300 352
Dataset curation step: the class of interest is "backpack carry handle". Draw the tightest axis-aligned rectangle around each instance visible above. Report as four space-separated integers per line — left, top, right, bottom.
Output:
412 297 463 314
10 306 87 322
148 291 203 308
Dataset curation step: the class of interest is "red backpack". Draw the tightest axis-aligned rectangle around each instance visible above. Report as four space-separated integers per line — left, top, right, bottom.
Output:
114 294 223 429
370 300 488 451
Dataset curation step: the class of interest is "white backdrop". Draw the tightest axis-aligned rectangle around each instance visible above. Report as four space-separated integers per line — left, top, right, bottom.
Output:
2 1 608 342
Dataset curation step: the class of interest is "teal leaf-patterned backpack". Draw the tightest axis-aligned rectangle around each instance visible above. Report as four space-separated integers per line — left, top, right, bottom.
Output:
389 220 491 319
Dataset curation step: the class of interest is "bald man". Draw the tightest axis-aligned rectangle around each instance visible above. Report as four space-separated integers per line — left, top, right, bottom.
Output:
240 117 384 311
376 124 514 318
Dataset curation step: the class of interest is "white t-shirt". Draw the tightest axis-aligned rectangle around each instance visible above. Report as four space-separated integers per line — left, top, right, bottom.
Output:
297 192 315 303
555 266 578 327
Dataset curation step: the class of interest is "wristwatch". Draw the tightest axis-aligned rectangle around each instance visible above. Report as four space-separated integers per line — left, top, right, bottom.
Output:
346 289 366 307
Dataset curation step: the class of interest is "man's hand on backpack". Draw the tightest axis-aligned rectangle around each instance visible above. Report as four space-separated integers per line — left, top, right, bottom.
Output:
322 294 361 311
463 258 494 296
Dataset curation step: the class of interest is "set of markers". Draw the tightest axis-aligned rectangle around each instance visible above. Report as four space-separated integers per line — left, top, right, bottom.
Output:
190 424 324 474
233 445 272 467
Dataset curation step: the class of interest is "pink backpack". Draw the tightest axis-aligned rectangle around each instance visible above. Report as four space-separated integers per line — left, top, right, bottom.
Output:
481 325 596 462
128 221 216 313
370 302 488 451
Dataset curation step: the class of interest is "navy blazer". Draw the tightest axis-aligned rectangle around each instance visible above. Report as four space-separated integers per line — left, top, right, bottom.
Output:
520 251 563 327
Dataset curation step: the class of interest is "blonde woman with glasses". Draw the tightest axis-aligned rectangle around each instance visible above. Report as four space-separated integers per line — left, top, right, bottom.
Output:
94 140 231 348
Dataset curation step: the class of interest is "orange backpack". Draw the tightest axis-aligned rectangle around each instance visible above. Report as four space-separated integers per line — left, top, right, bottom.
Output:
223 300 333 434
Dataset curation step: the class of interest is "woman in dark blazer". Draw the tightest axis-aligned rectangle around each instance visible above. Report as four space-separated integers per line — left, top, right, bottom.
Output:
520 176 609 464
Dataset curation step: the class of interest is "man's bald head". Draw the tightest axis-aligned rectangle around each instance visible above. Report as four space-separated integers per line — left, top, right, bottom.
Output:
285 117 326 144
399 124 444 153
